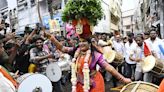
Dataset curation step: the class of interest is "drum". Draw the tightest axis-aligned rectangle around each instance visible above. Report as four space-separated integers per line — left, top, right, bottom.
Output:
17 73 52 92
103 48 124 65
46 63 62 82
58 53 71 71
141 55 164 75
114 52 124 65
46 54 71 82
121 81 159 92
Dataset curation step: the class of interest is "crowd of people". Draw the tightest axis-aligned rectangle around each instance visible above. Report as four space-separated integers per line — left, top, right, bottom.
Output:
0 17 164 91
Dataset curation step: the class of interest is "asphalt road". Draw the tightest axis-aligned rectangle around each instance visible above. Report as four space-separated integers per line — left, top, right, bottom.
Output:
61 79 122 92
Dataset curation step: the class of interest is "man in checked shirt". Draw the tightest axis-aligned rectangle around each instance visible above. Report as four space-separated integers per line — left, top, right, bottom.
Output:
30 35 63 92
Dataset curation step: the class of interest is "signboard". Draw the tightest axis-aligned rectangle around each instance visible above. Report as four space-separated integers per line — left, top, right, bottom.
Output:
42 12 63 29
49 19 60 33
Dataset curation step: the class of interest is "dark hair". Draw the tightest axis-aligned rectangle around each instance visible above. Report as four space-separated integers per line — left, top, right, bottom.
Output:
149 28 157 33
32 35 44 43
4 43 15 50
127 32 134 37
144 31 150 35
135 34 144 40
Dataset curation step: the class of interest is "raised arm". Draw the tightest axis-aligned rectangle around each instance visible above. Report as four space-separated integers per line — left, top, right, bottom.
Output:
25 29 37 44
44 31 74 53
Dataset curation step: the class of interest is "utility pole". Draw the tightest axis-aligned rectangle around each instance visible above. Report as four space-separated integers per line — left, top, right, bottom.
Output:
47 0 53 19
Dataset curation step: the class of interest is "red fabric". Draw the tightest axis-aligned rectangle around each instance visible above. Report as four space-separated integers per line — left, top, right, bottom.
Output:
157 79 164 92
80 18 88 25
72 20 78 27
80 24 92 39
144 42 151 57
76 55 105 92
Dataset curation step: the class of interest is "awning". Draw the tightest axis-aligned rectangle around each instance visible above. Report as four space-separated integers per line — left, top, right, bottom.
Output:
152 20 160 27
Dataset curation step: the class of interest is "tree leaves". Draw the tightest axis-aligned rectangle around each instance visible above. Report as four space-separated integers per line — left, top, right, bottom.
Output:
62 0 103 26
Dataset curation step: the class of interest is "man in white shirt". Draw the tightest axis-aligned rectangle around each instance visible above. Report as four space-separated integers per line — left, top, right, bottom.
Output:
144 28 164 85
112 34 125 74
145 29 164 59
124 32 137 79
129 34 152 82
112 35 124 55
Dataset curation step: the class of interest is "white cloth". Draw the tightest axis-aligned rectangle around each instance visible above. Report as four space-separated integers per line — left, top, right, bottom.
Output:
131 45 145 72
98 40 108 46
0 73 15 92
132 44 153 82
125 41 137 64
145 38 164 59
112 40 125 55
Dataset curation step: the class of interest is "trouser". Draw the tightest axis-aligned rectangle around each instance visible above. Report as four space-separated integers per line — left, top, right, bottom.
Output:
135 71 153 82
124 62 136 80
105 62 120 87
152 74 163 85
52 80 64 92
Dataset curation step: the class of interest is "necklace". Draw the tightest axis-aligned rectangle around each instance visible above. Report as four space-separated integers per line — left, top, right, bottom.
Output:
71 48 91 92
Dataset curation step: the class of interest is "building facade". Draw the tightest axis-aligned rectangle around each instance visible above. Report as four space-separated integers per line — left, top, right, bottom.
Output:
16 0 65 35
17 0 48 34
110 0 122 32
0 0 17 34
93 0 110 33
122 9 136 35
138 0 164 38
93 0 122 34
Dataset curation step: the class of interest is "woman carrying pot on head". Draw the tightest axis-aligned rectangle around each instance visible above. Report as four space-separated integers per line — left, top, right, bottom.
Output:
44 25 131 92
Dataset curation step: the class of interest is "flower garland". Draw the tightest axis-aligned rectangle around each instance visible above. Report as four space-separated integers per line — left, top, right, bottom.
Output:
71 49 91 92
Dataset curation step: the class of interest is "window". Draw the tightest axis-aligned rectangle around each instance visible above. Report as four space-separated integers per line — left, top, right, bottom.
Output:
126 25 130 29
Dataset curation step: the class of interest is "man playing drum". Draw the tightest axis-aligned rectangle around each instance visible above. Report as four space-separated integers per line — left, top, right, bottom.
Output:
129 34 152 82
144 28 164 60
29 35 63 92
144 28 164 85
124 32 137 80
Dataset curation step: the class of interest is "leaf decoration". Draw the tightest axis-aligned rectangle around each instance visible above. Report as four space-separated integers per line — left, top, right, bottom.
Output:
62 0 103 26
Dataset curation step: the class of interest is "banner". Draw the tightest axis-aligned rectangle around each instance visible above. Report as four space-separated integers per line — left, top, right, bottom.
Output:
48 19 60 33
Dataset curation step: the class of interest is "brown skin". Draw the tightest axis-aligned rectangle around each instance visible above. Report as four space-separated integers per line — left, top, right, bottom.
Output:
144 35 149 40
129 36 143 62
33 39 53 62
115 35 121 42
44 32 132 84
150 30 157 41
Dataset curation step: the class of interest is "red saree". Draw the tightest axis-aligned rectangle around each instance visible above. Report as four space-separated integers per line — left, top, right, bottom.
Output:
76 54 105 92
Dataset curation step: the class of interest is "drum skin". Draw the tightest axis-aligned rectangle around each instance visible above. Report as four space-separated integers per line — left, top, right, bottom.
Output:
142 55 164 75
46 63 62 82
17 73 52 92
103 48 124 65
121 81 159 92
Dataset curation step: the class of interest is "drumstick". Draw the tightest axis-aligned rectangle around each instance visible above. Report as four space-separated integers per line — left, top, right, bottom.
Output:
131 81 141 92
14 70 19 76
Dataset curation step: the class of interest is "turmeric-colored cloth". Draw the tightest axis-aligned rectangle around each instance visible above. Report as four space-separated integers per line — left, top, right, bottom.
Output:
157 79 164 92
76 51 108 92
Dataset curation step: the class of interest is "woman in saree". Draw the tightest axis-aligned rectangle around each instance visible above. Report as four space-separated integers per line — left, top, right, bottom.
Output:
44 30 131 92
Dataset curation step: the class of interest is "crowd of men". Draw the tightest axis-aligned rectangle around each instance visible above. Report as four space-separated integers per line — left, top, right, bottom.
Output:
1 17 164 91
